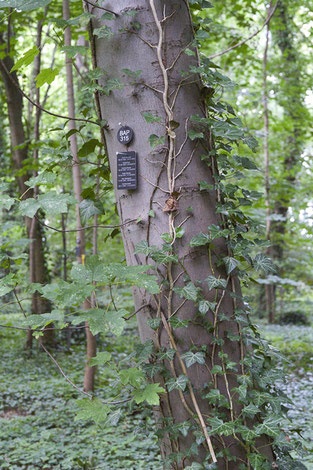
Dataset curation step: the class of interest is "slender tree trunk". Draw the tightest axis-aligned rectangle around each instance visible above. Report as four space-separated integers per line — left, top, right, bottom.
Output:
63 0 96 392
262 5 275 323
0 37 52 348
269 0 306 307
87 2 275 468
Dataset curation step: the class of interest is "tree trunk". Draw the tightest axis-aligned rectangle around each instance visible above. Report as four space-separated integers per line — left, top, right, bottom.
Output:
63 0 96 392
0 43 53 347
87 1 275 468
269 0 306 311
262 5 275 323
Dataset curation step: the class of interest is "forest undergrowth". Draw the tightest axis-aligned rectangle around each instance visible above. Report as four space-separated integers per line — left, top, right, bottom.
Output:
0 313 312 469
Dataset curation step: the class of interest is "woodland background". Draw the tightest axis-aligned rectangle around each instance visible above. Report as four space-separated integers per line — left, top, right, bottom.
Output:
0 0 313 469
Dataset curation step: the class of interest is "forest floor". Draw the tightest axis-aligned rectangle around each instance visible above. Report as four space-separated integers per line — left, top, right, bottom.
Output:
0 314 312 469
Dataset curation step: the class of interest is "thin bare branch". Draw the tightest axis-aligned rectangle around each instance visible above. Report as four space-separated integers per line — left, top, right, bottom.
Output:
208 0 279 60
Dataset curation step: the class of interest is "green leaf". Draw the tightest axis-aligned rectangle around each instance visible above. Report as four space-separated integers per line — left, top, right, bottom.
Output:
19 198 41 218
166 374 188 392
62 45 89 59
206 276 227 290
253 254 276 274
235 155 258 170
25 171 56 188
212 121 244 141
188 130 204 140
93 25 114 39
0 194 15 210
142 112 161 123
72 308 126 336
120 368 145 388
35 68 59 88
102 78 123 96
38 192 74 215
211 365 223 375
181 351 206 368
89 351 112 366
223 257 239 274
23 310 64 329
208 224 230 239
207 417 234 436
79 199 103 224
1 0 51 11
77 139 100 158
75 398 108 424
148 134 165 148
122 68 142 78
189 233 211 247
11 46 39 71
175 282 199 302
254 416 281 437
133 383 165 405
198 300 216 315
198 180 212 191
41 280 93 307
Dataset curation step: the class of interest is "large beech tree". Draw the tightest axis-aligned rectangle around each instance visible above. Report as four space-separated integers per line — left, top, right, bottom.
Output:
85 1 277 468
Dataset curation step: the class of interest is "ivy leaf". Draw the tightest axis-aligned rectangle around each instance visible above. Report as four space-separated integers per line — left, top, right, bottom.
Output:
75 398 108 424
223 257 239 274
207 417 235 436
247 453 268 467
189 233 211 247
133 383 165 405
181 351 206 368
208 224 230 239
212 121 244 141
188 130 204 140
102 78 123 96
89 351 112 367
148 134 165 148
142 112 161 123
198 300 216 315
122 68 142 78
175 282 199 302
211 365 223 375
25 171 56 188
253 254 276 274
143 363 164 378
235 155 258 170
79 199 103 224
120 368 145 388
157 348 176 361
11 46 39 71
206 276 227 290
93 25 114 39
242 403 260 418
255 416 281 437
166 374 188 392
35 68 59 88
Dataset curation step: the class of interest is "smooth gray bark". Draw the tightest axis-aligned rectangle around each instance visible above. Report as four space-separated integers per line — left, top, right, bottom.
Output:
87 1 274 468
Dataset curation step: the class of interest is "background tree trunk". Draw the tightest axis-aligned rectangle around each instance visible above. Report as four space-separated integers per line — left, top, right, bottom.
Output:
63 0 96 392
0 42 53 348
87 1 275 468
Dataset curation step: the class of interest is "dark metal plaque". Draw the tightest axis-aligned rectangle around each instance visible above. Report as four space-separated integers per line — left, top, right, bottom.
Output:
116 151 137 190
117 126 134 145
